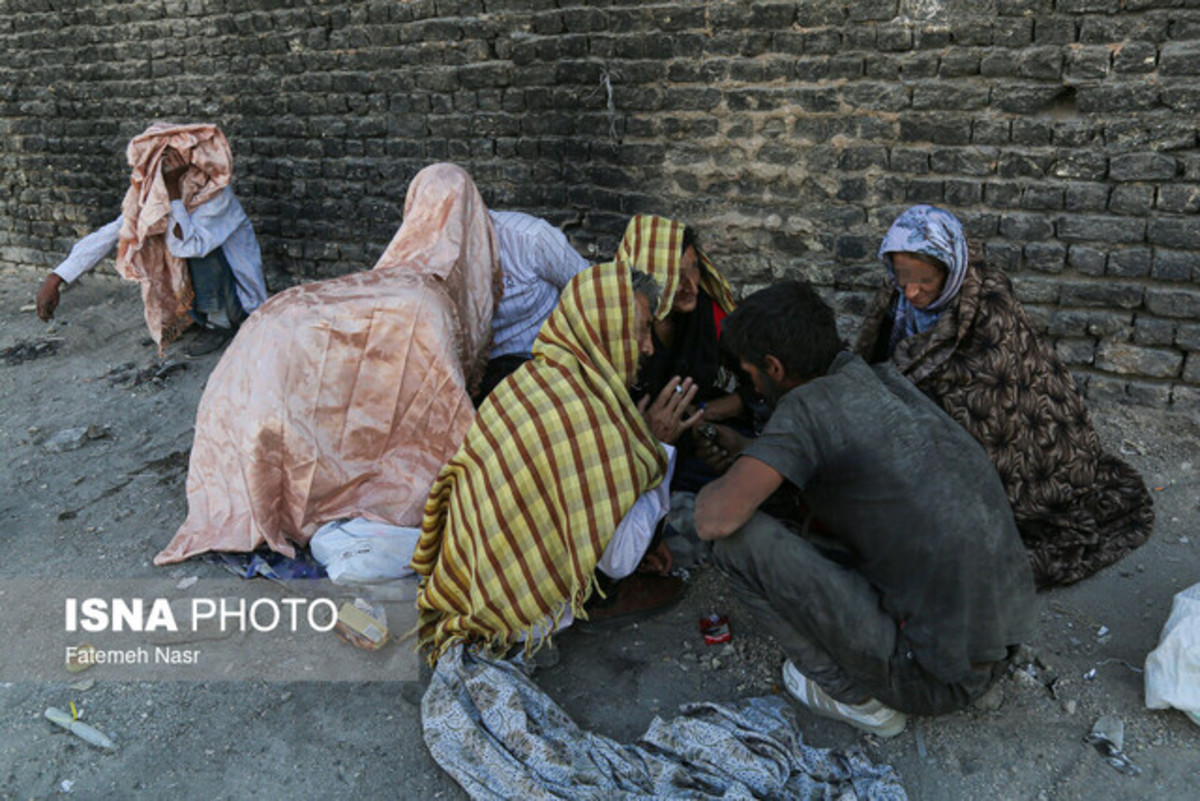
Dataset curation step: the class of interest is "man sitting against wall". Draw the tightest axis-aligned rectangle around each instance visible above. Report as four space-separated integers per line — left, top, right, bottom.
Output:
479 208 593 399
36 122 267 357
694 280 1035 738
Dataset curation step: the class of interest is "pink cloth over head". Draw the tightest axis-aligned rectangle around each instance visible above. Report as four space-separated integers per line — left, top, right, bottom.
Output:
156 163 500 564
118 122 234 347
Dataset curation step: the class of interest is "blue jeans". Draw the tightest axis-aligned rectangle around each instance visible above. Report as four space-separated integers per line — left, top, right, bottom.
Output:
188 249 245 329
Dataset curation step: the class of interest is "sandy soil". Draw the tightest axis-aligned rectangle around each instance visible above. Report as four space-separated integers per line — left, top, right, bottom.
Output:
1 266 1197 799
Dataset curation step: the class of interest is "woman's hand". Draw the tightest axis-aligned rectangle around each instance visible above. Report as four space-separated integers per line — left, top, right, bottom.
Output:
638 376 705 445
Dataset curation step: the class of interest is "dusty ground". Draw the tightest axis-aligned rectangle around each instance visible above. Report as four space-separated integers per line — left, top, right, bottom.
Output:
1 266 1197 799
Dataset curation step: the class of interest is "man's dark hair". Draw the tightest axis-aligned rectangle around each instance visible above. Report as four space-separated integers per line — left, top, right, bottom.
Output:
721 280 840 381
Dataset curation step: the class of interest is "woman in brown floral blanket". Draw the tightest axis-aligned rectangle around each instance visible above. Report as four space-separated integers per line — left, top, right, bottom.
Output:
856 205 1153 588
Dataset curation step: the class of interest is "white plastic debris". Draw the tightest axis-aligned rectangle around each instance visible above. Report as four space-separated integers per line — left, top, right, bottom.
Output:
1145 582 1200 723
1086 715 1141 776
310 518 420 584
44 707 116 751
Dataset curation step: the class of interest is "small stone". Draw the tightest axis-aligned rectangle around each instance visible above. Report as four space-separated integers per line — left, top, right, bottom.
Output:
1012 644 1039 665
1064 699 1078 715
973 683 1005 712
43 427 90 452
1013 668 1043 689
711 657 722 670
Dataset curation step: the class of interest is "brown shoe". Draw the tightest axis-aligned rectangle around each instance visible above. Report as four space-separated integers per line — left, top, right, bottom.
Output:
580 574 685 630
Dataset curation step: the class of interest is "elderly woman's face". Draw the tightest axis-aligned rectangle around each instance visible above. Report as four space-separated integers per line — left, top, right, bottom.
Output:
892 252 947 309
672 246 701 314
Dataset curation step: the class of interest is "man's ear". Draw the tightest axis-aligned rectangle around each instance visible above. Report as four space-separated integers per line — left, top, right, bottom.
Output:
763 354 787 383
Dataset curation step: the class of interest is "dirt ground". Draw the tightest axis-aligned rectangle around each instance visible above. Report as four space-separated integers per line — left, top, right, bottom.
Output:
1 266 1198 800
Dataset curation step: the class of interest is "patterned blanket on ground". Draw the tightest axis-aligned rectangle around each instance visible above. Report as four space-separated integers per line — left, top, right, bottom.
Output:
422 644 907 800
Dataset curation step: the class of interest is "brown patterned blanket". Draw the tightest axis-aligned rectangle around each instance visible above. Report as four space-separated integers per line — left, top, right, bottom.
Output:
856 265 1153 588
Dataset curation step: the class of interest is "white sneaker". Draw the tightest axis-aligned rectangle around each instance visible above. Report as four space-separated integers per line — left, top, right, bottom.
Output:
781 659 907 738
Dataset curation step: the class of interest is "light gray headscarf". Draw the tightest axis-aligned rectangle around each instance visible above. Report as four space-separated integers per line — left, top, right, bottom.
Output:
878 205 969 354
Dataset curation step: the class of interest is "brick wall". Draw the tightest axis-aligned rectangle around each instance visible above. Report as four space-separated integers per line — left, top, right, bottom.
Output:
2 0 1199 407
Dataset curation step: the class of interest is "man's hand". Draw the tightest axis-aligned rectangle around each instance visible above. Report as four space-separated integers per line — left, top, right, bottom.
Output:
36 273 64 321
638 376 704 444
699 392 744 423
695 423 747 474
160 147 189 201
636 541 673 576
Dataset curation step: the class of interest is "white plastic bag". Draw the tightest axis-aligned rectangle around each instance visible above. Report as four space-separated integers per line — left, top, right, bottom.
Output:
310 518 420 584
1144 581 1200 726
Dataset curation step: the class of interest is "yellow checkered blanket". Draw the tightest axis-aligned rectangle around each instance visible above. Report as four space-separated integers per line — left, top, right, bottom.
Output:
413 262 667 661
613 214 736 317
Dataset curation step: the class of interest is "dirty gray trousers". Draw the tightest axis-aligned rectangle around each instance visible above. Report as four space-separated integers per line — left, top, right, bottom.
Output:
712 511 997 716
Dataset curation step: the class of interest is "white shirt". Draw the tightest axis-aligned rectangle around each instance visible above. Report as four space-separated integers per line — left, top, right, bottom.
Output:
488 210 591 359
53 186 268 313
596 442 677 580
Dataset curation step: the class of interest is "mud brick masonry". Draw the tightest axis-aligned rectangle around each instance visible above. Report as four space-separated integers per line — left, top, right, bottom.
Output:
3 0 1200 409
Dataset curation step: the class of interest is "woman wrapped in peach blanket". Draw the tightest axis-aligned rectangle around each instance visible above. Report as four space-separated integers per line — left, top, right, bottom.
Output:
156 163 500 564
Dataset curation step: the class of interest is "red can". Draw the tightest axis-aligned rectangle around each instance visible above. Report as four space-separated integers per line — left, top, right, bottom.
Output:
700 613 731 645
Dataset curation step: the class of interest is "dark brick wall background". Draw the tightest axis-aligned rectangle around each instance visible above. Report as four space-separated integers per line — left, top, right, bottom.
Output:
3 0 1199 408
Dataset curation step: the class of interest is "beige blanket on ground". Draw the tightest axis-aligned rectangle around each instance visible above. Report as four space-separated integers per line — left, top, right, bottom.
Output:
118 122 233 348
156 163 499 564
